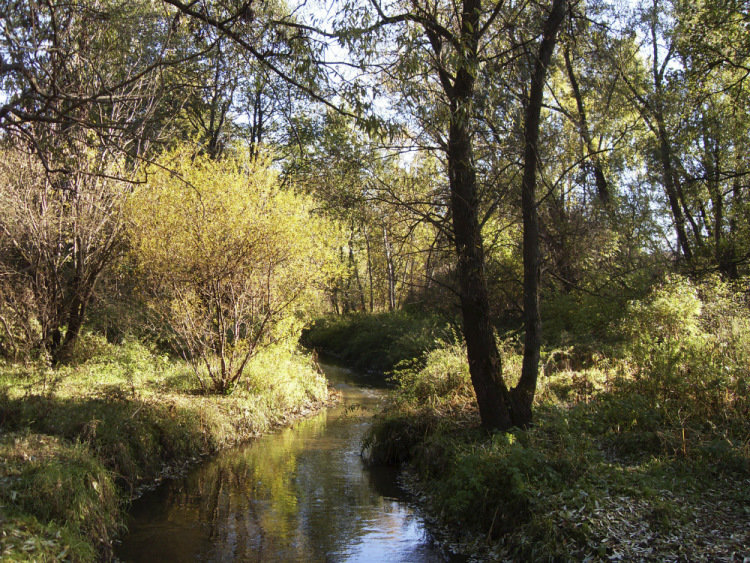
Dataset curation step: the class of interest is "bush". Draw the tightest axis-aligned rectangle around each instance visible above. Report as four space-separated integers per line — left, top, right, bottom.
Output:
365 410 599 541
613 275 749 438
390 341 473 405
241 342 329 414
301 310 455 373
127 145 339 393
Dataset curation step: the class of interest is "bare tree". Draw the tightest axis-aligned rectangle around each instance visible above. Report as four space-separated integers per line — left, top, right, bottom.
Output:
0 148 129 362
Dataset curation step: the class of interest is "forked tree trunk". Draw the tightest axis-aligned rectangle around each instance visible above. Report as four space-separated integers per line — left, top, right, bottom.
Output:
449 98 514 430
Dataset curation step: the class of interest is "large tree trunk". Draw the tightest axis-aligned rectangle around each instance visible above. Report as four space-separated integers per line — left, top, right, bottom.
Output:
512 0 567 428
446 0 513 430
449 106 513 430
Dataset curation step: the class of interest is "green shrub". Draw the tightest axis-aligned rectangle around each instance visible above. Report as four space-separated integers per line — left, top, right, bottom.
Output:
390 341 473 405
360 275 749 559
301 310 454 373
611 275 749 440
374 412 600 539
361 408 443 465
241 343 329 414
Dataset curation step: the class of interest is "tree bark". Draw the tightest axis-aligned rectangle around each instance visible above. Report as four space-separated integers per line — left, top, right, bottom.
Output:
563 47 610 205
383 225 397 311
655 114 693 263
445 0 513 430
54 287 90 364
363 224 375 312
512 0 567 428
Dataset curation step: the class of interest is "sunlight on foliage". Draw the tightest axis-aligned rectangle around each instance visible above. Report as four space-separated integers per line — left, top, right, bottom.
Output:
127 145 340 392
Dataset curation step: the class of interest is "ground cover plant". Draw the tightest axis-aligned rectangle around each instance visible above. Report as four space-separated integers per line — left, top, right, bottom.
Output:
0 334 330 560
363 275 749 560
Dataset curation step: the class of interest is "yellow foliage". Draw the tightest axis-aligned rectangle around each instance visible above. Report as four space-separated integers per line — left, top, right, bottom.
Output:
126 145 341 391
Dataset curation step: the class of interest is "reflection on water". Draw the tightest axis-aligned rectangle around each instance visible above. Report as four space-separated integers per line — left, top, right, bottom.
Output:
116 364 453 562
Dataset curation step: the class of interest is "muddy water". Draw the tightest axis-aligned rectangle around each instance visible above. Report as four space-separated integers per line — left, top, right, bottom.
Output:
115 363 454 562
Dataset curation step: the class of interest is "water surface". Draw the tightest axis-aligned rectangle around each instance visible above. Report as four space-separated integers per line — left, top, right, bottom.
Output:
116 363 453 562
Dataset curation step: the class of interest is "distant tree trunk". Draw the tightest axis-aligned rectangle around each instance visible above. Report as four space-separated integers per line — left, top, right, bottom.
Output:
249 84 264 160
363 224 375 312
655 114 694 264
205 45 235 159
512 0 567 428
383 225 397 311
646 7 695 266
563 47 610 205
422 231 441 300
348 225 367 311
725 175 741 279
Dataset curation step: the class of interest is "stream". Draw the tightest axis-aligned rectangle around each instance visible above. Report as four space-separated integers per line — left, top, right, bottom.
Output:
115 362 458 562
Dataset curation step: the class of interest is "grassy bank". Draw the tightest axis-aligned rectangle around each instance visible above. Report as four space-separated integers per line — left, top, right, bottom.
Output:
300 309 455 374
0 335 331 561
363 277 749 560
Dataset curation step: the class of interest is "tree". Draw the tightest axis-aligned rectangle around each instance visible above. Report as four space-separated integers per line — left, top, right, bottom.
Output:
612 0 750 277
0 147 129 362
127 145 337 393
333 0 569 428
0 0 182 154
0 0 197 361
288 110 446 314
517 0 568 426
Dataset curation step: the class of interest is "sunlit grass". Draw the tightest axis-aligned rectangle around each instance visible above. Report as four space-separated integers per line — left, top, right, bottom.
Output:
0 333 332 561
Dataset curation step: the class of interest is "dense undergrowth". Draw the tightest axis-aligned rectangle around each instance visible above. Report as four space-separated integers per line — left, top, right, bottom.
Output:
300 309 456 374
362 276 749 560
0 335 330 561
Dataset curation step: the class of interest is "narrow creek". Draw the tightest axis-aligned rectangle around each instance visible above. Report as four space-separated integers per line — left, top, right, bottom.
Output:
115 362 458 562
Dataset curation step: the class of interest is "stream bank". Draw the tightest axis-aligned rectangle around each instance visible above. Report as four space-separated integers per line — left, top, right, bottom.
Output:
0 338 333 561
